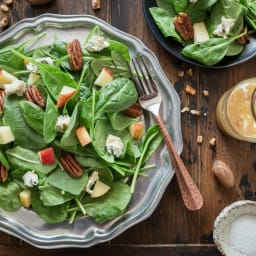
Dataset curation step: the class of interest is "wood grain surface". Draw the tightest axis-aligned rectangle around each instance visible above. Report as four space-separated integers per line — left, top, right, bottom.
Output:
0 0 255 255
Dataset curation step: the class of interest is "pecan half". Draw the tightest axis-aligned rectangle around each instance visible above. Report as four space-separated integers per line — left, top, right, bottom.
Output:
173 12 194 41
0 164 8 182
67 39 83 71
123 101 142 117
60 153 83 178
0 90 5 115
25 85 45 108
237 28 250 45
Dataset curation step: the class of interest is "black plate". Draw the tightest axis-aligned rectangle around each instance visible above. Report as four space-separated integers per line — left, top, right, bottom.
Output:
142 0 256 68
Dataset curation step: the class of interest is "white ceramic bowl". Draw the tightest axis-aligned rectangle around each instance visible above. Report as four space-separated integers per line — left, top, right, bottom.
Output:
213 200 256 256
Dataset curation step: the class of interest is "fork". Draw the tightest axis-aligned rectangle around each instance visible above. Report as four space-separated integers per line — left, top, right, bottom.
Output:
129 54 203 211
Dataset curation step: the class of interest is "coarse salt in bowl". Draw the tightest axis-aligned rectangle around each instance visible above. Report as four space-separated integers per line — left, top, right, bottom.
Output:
213 200 256 256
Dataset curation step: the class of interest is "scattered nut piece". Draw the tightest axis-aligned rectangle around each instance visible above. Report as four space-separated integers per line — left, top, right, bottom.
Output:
190 109 200 116
177 70 184 78
202 90 209 96
0 17 8 27
196 135 203 144
185 84 196 95
0 163 8 182
212 159 235 188
92 0 101 9
181 106 190 113
237 27 250 45
209 137 216 147
186 68 193 76
67 39 83 71
123 101 142 117
3 0 13 5
0 4 9 12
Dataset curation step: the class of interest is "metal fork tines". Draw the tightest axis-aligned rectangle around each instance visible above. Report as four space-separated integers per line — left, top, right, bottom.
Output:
129 54 203 211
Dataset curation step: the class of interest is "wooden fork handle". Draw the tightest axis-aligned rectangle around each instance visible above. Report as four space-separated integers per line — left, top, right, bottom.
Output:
155 114 203 211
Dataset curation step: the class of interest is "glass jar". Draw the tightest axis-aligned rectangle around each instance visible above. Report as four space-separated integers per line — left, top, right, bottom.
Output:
216 78 256 143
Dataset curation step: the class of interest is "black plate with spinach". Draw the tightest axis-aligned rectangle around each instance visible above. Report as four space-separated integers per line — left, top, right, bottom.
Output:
142 0 256 68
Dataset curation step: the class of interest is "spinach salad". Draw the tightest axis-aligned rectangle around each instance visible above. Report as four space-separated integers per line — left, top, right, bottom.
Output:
150 0 256 66
0 26 163 224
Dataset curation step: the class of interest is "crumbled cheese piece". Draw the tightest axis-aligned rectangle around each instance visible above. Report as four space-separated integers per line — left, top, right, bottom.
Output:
86 171 99 194
55 115 70 132
213 16 235 39
85 35 110 52
106 134 124 158
189 0 198 3
26 57 54 74
4 80 26 96
23 171 38 187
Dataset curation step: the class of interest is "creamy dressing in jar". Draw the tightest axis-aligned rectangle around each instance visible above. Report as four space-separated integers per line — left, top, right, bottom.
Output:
216 78 256 142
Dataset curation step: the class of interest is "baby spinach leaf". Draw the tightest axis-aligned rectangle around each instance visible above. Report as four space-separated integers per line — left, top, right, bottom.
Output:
39 186 74 206
6 146 57 176
0 150 9 170
108 112 137 131
149 7 183 43
182 38 233 66
0 181 21 211
20 101 44 135
173 0 189 13
43 96 58 143
31 189 69 224
75 156 106 168
96 78 138 115
10 167 31 189
47 167 88 196
83 181 131 224
4 95 47 150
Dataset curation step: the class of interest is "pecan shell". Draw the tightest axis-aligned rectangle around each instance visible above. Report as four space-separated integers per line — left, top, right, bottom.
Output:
25 85 45 108
173 12 194 41
0 164 8 182
123 101 142 117
60 153 83 178
67 39 83 71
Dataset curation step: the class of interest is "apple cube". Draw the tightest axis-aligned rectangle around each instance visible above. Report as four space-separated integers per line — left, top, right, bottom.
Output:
38 147 55 164
19 189 31 208
0 70 18 88
94 67 113 87
129 121 144 140
76 126 92 146
56 85 77 108
0 126 15 144
91 180 111 198
193 22 210 43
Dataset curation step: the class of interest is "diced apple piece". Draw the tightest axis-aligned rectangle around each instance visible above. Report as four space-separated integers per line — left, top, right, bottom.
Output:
129 121 144 140
19 189 31 208
0 126 15 144
193 22 210 43
56 85 77 108
38 147 55 164
0 70 18 88
27 72 40 85
94 67 113 87
91 180 111 198
76 126 92 146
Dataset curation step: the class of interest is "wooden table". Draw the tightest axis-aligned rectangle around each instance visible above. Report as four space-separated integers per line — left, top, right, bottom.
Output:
0 0 255 255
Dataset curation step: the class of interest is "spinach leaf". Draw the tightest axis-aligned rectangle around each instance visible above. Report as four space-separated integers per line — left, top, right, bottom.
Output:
39 186 74 206
31 189 69 224
173 0 189 13
83 181 131 224
108 112 137 131
182 38 233 66
6 146 57 176
4 95 47 150
75 156 106 168
0 181 21 211
149 7 183 43
20 101 44 135
47 167 88 195
0 150 9 170
96 78 138 115
43 95 58 143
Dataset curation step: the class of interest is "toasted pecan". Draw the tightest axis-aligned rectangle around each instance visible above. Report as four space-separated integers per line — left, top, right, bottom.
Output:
25 85 45 108
123 101 142 117
60 153 83 178
173 12 194 41
0 164 8 182
67 39 83 71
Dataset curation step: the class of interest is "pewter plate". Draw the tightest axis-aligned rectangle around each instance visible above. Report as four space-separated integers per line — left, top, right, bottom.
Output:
0 14 182 248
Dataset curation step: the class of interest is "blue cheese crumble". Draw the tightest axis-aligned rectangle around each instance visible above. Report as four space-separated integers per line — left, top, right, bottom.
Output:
106 134 124 158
